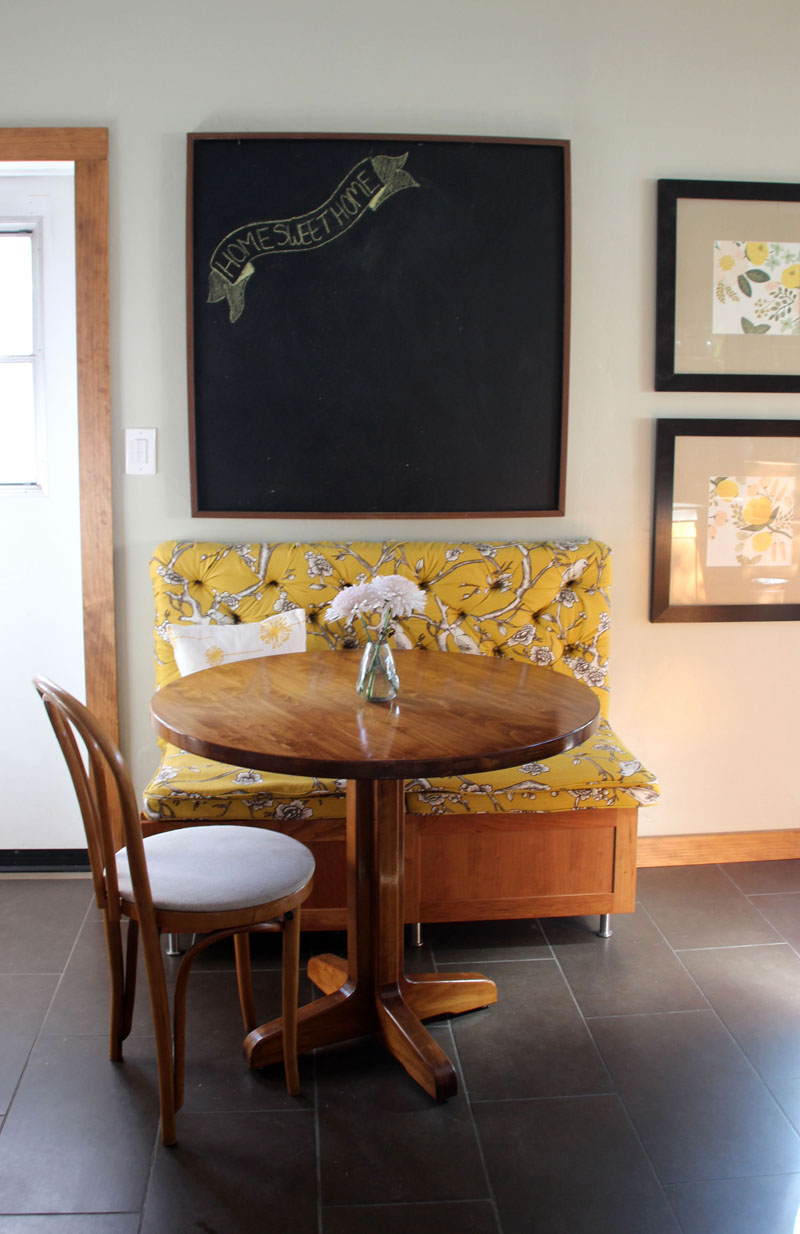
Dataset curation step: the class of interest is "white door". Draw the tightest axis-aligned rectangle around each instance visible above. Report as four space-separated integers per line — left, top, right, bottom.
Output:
0 165 85 853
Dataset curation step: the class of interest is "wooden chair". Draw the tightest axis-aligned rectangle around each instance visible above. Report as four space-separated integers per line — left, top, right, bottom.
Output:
34 676 315 1146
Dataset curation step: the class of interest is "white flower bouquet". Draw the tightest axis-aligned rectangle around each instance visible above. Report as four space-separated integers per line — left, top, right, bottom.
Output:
326 575 426 701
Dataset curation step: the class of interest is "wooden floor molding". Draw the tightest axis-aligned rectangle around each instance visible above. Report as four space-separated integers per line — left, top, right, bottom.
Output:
637 830 800 867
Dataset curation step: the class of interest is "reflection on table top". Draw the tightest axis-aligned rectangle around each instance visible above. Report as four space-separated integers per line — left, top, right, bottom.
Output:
150 649 600 781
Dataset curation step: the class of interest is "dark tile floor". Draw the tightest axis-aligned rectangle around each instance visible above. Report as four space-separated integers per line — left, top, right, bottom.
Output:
2 861 800 1233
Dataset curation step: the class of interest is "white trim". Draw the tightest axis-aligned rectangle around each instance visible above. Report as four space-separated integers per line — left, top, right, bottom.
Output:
0 161 74 176
0 169 75 493
0 218 46 489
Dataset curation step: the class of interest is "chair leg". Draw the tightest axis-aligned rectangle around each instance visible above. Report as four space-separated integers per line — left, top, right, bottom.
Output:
104 917 127 1062
281 910 301 1096
170 925 278 1130
140 922 178 1146
120 919 139 1040
171 945 196 1126
171 929 240 1128
234 931 257 1032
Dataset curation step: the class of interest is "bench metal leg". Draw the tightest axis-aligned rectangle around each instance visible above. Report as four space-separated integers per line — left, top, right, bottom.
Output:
596 914 612 938
166 933 183 956
166 933 201 955
409 922 423 947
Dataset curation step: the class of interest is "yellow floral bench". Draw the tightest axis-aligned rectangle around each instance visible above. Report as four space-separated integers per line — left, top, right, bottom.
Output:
143 540 658 931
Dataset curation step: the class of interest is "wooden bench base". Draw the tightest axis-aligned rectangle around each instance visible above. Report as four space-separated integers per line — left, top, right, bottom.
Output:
141 806 638 930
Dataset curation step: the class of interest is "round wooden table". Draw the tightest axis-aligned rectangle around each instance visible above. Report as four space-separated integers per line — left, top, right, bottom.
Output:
150 649 600 1099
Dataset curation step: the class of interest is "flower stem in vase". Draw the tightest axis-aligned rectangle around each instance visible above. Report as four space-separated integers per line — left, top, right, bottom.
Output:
357 609 398 702
326 574 424 703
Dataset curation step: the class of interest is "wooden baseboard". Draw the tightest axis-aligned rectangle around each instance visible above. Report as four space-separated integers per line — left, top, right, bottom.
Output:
637 830 800 867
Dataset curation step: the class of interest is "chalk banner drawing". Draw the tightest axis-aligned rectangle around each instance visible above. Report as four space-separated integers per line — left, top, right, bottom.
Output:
712 240 800 337
706 474 795 567
207 153 419 322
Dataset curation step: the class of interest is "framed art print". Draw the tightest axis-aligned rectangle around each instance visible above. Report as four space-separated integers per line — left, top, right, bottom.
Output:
655 179 800 392
187 133 570 517
650 418 800 622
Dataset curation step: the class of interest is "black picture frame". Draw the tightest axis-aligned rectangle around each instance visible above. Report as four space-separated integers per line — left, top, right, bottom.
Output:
650 418 800 622
187 133 571 518
655 179 800 392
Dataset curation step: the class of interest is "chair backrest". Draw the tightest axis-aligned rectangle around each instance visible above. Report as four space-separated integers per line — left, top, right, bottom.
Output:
34 676 155 923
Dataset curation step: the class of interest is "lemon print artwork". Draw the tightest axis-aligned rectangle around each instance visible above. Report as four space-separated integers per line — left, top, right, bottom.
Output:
742 495 773 527
707 474 794 568
713 240 800 336
745 241 769 265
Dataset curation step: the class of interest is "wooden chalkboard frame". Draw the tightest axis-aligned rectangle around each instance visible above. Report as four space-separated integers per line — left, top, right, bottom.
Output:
187 133 571 518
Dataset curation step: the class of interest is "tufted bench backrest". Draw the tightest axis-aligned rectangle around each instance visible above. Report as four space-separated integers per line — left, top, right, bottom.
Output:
151 540 613 719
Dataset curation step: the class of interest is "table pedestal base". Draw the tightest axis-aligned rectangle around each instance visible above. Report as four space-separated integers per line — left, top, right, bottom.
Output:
243 779 497 1099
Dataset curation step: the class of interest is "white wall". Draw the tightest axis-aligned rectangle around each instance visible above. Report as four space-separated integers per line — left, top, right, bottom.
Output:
3 0 799 840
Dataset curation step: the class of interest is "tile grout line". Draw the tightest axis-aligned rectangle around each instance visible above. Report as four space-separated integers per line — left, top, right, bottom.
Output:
673 941 786 953
0 889 95 1145
543 915 682 1219
322 1197 503 1211
542 925 617 1086
743 894 800 964
716 864 800 899
584 1008 710 1022
467 1090 638 1105
424 1010 504 1234
313 1045 323 1234
0 970 71 977
747 890 800 899
435 955 555 967
664 1167 800 1186
137 1119 162 1233
714 864 800 960
7 868 800 1228
639 877 800 1150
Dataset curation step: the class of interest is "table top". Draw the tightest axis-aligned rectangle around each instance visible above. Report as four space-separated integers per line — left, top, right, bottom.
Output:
151 650 600 781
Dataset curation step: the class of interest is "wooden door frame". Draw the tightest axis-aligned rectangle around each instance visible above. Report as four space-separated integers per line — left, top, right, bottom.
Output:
0 128 117 743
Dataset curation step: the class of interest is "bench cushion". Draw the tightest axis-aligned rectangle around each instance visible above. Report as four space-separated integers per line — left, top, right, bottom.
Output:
142 719 658 823
146 539 659 827
151 539 616 719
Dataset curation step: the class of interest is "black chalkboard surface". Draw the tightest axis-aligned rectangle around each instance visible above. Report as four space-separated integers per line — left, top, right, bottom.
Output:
187 134 570 517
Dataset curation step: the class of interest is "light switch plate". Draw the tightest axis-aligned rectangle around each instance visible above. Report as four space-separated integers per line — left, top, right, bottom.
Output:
125 428 157 475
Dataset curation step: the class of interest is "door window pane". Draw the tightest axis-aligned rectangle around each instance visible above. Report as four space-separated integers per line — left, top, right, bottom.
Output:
0 362 36 482
0 232 33 355
0 226 39 485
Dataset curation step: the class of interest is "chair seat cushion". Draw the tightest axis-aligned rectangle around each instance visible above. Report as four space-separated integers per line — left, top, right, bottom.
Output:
116 825 315 913
141 719 659 823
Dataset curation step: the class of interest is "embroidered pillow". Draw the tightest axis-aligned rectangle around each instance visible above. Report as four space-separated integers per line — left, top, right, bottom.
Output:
167 609 306 677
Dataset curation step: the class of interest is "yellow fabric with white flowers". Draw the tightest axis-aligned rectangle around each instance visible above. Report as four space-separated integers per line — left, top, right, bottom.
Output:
143 539 659 821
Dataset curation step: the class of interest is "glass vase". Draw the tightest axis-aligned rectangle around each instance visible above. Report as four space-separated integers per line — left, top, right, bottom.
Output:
356 639 399 702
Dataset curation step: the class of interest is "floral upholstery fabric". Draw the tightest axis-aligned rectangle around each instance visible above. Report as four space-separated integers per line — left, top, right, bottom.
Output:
143 539 659 821
142 719 659 822
144 744 348 822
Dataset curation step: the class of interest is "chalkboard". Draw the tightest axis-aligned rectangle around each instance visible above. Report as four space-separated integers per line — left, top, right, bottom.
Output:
187 134 570 517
